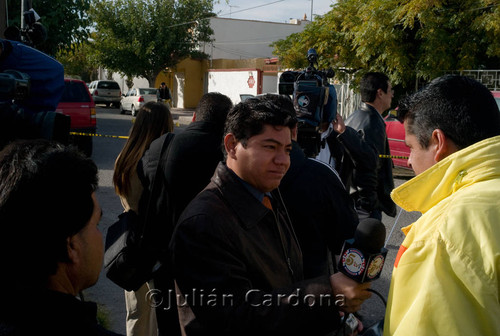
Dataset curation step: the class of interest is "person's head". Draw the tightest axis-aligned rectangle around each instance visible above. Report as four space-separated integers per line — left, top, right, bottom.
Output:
195 92 233 127
160 82 166 87
224 96 297 192
0 140 101 296
360 72 393 113
397 74 500 175
113 101 173 196
256 94 298 138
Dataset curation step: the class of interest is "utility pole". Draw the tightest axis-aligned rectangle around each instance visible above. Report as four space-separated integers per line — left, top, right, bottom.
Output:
21 0 32 30
310 0 313 21
0 0 6 37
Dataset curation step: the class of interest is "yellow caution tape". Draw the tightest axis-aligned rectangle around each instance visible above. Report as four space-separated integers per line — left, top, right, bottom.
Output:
69 133 411 160
379 154 409 159
69 132 129 139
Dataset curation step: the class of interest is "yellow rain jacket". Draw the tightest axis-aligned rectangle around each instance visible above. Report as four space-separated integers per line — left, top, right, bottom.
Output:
384 135 500 335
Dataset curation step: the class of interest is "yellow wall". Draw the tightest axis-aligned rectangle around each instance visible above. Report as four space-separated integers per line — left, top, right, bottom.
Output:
155 58 208 109
155 57 275 109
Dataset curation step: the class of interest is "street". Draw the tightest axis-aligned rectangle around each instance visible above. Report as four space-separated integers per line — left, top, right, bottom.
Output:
84 106 421 334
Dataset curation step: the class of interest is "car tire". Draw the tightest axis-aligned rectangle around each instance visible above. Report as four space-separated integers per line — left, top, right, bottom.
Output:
131 104 136 116
113 102 120 108
119 103 125 114
105 103 111 108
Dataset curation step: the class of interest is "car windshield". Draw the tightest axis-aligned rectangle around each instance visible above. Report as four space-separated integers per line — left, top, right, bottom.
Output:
60 81 91 103
139 88 158 95
97 81 120 89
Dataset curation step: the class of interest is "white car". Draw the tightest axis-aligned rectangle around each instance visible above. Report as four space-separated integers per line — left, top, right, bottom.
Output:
88 80 121 108
120 88 158 116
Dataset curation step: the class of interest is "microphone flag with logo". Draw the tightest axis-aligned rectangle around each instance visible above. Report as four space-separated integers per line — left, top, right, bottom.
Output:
337 218 388 283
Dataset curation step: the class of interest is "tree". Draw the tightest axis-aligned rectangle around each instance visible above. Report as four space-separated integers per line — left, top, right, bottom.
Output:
91 0 214 86
56 40 99 82
272 0 500 90
6 0 91 56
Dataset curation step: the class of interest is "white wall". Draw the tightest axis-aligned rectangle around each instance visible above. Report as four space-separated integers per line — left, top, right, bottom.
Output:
262 74 278 94
112 74 149 93
202 17 308 60
208 70 259 103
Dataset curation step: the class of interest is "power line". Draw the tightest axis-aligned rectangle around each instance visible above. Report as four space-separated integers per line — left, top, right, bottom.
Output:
218 0 285 17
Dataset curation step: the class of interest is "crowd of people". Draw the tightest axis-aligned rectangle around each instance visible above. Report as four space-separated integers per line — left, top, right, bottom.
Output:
0 71 499 336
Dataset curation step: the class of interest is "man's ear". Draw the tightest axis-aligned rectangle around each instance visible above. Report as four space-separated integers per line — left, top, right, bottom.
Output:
66 235 80 265
377 88 384 99
224 133 238 159
432 129 457 162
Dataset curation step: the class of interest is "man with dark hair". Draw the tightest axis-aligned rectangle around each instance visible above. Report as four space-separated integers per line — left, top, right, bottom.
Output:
171 96 371 335
384 75 500 335
165 91 233 224
342 72 396 220
158 82 171 102
0 140 120 335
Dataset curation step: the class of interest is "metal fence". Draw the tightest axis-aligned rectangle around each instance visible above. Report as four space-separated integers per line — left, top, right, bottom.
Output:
334 83 361 119
446 70 500 91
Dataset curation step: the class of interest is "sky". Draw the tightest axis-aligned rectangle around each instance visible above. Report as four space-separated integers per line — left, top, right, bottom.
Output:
212 0 336 23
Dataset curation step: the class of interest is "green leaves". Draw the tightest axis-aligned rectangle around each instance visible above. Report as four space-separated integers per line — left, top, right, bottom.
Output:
272 0 500 90
90 0 214 85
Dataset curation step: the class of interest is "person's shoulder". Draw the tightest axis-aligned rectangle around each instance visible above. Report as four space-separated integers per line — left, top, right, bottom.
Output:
178 186 223 219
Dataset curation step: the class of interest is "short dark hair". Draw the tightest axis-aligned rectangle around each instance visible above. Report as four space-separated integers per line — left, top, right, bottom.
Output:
256 94 298 127
224 96 297 151
360 72 390 102
195 92 233 126
397 74 500 149
0 140 98 288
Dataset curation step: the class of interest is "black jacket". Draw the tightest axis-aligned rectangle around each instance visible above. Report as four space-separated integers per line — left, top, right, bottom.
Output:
137 132 181 335
341 103 396 217
279 141 358 279
164 120 225 225
0 290 121 336
170 163 340 336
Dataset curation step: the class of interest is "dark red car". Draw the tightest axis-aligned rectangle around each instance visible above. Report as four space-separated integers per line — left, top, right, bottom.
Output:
55 78 96 156
384 112 409 168
492 91 500 110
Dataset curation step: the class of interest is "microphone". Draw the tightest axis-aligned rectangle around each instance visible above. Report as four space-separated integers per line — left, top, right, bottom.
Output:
337 218 388 283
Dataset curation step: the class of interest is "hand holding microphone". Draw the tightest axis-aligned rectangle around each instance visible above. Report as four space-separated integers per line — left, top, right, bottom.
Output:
329 218 388 313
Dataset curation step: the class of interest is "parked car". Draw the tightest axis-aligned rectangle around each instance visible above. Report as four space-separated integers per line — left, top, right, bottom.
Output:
88 80 121 108
120 87 158 116
55 78 96 156
384 111 410 168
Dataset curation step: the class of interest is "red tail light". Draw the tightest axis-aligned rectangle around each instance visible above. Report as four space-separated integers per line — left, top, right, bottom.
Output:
94 90 98 96
138 96 145 102
90 107 96 127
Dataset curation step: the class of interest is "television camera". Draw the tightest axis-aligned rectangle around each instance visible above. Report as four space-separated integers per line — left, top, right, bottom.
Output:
4 8 47 47
0 69 69 151
279 48 336 157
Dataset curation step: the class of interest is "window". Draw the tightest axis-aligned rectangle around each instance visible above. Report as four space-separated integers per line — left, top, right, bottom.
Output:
97 81 120 90
60 81 91 103
140 88 158 95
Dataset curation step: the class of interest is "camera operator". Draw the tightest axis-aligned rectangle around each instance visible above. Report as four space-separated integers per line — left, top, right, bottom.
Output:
0 38 65 150
270 93 359 280
0 38 64 114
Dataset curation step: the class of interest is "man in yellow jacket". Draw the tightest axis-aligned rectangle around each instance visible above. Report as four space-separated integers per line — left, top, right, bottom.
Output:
384 75 500 335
